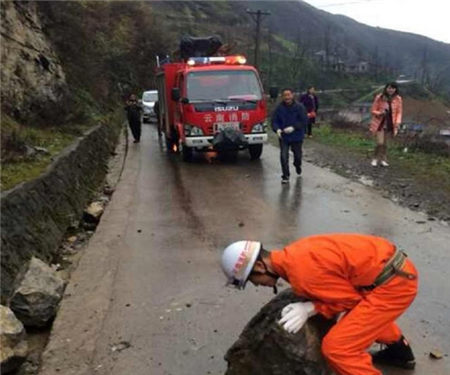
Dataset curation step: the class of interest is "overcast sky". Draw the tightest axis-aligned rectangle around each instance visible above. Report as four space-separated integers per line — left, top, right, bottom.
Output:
302 0 450 44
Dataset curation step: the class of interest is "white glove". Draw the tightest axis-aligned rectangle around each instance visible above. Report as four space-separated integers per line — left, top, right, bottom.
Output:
278 302 316 334
283 126 295 134
276 129 283 138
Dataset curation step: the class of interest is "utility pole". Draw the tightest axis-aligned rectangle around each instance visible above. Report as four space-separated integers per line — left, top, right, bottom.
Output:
246 9 270 70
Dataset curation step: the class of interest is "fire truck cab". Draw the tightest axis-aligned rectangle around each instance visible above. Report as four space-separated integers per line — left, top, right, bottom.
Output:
156 55 267 161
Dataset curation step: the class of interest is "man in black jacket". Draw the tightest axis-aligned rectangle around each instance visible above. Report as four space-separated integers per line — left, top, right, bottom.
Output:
124 94 142 143
272 88 308 184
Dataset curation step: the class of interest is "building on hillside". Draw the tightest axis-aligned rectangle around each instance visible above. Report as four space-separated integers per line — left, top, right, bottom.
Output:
313 51 370 74
345 60 370 74
313 50 346 72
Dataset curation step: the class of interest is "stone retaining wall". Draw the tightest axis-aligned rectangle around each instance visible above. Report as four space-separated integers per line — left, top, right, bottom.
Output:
1 122 122 302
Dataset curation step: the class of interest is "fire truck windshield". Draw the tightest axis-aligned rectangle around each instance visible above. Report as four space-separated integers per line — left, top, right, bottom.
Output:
186 70 262 102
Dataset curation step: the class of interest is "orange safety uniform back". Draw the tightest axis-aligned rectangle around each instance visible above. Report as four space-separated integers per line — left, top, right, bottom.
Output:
270 233 398 319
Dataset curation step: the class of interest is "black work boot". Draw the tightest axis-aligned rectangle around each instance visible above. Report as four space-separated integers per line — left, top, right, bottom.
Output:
371 336 415 370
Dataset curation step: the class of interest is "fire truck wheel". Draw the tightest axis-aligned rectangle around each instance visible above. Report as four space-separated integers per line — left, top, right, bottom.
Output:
249 144 263 160
182 144 193 162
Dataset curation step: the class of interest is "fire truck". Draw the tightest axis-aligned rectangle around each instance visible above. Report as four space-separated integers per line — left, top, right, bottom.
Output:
155 39 267 161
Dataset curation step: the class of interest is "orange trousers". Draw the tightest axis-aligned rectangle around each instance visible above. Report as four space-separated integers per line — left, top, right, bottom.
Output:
321 259 418 375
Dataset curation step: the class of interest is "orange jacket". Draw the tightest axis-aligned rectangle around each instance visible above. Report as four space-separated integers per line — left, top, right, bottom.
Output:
369 94 402 134
270 234 398 319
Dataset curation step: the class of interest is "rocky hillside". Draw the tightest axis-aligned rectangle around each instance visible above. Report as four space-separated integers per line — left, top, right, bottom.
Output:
1 1 171 166
0 1 67 123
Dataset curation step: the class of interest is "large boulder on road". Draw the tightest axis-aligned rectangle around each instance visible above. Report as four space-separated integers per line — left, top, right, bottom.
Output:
0 305 28 374
10 257 65 327
225 289 334 375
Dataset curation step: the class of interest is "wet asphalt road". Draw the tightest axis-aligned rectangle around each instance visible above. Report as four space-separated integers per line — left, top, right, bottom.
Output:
41 124 450 375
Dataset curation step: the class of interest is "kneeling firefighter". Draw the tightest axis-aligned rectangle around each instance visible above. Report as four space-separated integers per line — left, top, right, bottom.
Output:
221 234 418 375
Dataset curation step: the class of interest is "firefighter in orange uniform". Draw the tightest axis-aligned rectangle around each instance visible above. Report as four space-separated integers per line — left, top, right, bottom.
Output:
221 234 418 375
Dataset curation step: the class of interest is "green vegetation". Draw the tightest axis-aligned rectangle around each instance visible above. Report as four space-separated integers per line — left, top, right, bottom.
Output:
267 121 449 195
1 111 122 191
313 124 450 188
1 119 79 191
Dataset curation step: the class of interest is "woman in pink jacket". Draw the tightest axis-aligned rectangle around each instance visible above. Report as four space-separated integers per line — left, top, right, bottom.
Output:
370 83 403 167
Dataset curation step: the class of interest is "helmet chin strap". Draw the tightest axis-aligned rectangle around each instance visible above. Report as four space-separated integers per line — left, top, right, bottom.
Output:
261 259 279 294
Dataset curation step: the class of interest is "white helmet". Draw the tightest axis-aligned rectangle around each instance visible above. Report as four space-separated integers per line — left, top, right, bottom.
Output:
221 241 261 289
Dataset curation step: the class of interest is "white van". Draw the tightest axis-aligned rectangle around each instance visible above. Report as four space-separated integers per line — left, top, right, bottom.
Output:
142 90 158 122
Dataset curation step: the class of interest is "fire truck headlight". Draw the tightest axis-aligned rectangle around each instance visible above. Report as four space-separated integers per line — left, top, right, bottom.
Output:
190 126 204 136
251 123 264 133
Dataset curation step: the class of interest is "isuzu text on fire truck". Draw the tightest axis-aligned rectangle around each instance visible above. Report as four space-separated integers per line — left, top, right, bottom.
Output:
156 36 267 161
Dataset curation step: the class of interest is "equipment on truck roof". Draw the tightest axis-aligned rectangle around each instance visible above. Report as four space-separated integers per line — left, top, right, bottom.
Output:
180 35 223 60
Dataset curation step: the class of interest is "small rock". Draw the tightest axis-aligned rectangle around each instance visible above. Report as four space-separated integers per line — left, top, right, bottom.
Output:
111 341 131 353
238 222 245 228
67 236 77 243
68 220 80 230
83 202 105 223
10 257 65 327
16 350 41 374
103 186 115 196
24 145 37 158
34 146 50 154
429 350 443 359
137 229 142 233
0 305 28 373
82 222 97 231
56 269 71 282
185 303 192 308
415 221 426 224
97 196 110 204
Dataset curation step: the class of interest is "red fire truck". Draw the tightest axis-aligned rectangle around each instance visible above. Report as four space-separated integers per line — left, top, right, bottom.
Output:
156 53 267 161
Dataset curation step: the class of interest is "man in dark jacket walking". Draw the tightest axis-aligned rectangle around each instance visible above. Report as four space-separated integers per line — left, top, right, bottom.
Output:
272 88 308 184
299 86 319 138
124 94 142 143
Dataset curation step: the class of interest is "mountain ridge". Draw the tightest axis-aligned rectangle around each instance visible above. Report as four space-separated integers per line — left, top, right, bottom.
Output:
149 1 450 95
